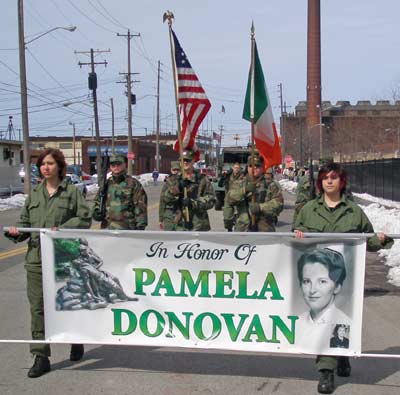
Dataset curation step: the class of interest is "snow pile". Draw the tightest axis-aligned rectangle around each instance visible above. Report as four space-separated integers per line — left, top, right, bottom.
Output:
354 192 400 209
359 202 400 287
279 179 298 194
0 194 26 211
136 173 169 187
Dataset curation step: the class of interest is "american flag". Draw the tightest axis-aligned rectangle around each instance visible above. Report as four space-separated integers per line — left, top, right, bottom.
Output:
172 30 211 159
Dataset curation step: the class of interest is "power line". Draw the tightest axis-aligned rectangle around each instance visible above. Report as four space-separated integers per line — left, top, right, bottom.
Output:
66 0 117 34
95 0 129 30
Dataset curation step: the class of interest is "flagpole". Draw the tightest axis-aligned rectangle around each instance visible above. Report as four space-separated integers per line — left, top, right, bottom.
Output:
163 10 189 224
249 21 256 229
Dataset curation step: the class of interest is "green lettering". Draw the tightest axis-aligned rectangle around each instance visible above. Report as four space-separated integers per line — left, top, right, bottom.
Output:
111 308 137 335
258 273 284 300
165 311 193 339
236 271 259 299
193 312 221 340
177 269 211 297
139 309 165 337
242 314 268 342
270 315 298 344
221 313 249 341
214 271 235 298
152 269 178 296
133 268 155 295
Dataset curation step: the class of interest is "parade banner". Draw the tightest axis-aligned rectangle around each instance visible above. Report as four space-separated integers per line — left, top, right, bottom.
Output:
41 231 366 356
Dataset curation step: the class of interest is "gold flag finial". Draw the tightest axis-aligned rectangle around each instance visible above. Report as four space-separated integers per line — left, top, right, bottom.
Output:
163 10 174 25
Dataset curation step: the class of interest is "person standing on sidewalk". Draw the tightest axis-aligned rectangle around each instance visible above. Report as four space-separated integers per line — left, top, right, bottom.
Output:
4 148 92 378
293 162 393 394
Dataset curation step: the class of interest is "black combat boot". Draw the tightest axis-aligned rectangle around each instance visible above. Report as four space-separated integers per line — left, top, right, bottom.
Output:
337 356 351 377
28 356 51 378
70 344 84 361
317 369 334 394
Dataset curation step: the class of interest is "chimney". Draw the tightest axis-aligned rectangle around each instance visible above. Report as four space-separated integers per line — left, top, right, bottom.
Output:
306 0 321 154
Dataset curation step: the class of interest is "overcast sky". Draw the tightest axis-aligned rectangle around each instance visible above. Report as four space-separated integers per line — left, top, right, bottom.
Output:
1 0 400 146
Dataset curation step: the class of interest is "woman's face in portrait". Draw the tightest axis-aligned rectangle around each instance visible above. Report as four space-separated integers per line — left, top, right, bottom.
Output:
40 154 59 181
301 262 341 317
321 171 341 195
337 326 346 339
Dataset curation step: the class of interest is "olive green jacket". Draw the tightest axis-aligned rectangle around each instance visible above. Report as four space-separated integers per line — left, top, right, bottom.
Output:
293 194 393 251
6 180 91 272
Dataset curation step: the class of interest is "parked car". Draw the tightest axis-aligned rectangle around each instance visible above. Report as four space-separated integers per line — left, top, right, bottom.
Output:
19 164 41 185
65 173 87 198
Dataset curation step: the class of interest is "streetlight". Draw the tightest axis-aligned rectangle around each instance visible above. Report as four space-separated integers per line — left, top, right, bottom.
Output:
18 0 76 193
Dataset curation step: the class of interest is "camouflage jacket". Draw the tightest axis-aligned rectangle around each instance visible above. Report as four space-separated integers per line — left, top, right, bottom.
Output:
92 172 148 230
161 170 216 231
242 174 284 231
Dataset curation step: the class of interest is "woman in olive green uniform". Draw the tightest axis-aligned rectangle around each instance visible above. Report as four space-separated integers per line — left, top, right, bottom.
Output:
5 148 91 378
293 162 392 394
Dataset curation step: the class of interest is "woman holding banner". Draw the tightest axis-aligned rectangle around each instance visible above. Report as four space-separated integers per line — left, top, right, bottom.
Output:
4 148 91 378
293 162 393 394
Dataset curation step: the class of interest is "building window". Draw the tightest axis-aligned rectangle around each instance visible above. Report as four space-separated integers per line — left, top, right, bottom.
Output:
59 143 72 149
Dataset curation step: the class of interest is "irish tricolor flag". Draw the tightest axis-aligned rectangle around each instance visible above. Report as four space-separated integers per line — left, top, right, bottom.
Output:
243 41 282 170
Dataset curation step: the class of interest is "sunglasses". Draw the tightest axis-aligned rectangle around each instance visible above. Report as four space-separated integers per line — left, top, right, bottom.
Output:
183 158 192 163
248 164 262 168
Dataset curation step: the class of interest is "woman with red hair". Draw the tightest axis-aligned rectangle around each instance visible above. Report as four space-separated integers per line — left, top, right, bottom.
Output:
293 162 392 394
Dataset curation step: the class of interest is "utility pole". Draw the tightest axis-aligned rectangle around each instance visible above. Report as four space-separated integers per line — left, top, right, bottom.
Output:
278 82 285 160
69 121 76 166
117 30 140 175
18 0 31 193
110 97 115 154
156 60 162 171
76 48 109 184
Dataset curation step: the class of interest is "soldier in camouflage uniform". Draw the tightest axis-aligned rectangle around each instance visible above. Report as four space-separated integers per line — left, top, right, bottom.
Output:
159 161 181 230
159 149 215 231
235 154 284 232
219 162 245 231
92 154 147 230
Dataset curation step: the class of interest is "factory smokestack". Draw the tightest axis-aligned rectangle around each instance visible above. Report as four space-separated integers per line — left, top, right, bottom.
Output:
306 0 321 155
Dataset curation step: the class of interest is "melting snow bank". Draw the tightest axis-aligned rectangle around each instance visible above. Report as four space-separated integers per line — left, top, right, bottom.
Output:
0 194 27 211
359 203 400 287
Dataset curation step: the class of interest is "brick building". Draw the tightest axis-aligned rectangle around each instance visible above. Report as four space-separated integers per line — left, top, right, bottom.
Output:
281 100 400 165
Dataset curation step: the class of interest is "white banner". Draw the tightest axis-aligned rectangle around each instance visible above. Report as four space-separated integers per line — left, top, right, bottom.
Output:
41 231 366 356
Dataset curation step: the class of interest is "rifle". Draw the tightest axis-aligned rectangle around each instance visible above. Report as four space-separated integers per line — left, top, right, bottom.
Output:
99 152 110 219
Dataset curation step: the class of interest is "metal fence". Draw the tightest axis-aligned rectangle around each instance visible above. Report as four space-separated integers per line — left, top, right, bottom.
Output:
342 158 400 202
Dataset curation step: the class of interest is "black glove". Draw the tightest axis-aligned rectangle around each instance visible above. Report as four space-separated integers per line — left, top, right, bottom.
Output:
182 197 192 207
182 179 190 188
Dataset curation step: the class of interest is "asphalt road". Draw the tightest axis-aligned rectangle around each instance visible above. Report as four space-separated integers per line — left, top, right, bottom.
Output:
0 184 399 395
